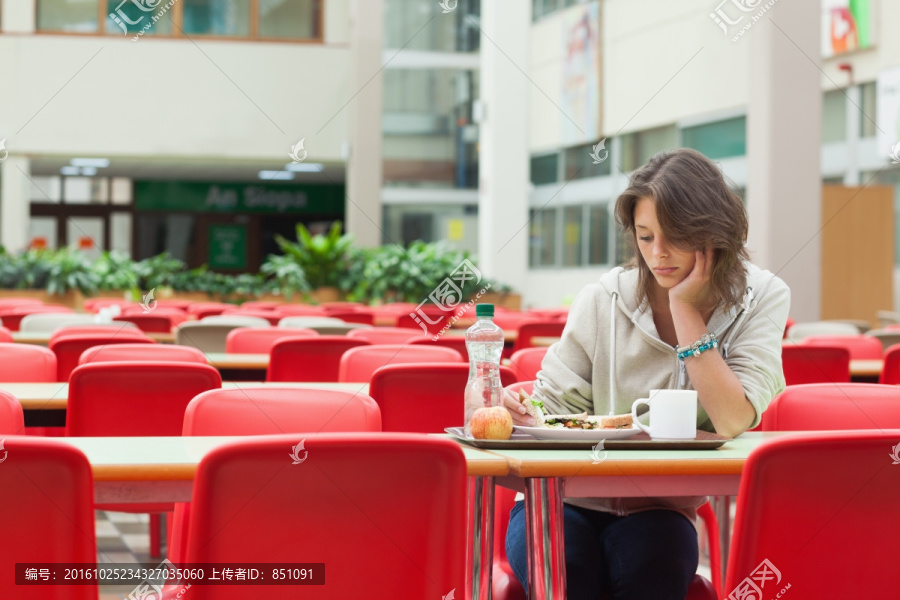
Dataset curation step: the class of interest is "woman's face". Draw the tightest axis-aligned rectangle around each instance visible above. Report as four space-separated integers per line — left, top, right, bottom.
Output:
634 197 696 290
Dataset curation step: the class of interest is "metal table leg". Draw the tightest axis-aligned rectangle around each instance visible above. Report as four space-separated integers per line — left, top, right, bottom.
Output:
524 477 566 599
470 475 495 600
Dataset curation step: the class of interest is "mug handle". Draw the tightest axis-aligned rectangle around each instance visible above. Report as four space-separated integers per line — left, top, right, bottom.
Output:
631 398 651 435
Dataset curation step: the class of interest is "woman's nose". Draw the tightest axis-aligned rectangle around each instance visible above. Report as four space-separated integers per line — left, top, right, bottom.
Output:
653 239 668 258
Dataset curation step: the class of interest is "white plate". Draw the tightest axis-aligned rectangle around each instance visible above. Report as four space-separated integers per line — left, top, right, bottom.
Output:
516 415 642 441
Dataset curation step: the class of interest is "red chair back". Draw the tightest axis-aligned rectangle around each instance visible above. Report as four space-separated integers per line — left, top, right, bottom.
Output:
762 383 900 431
0 305 74 331
509 347 548 382
369 363 517 432
184 387 382 435
395 310 449 335
224 327 318 354
881 343 900 385
321 301 365 312
338 344 464 382
181 435 466 599
275 304 327 316
115 314 183 333
513 322 565 353
410 335 469 361
0 438 97 599
50 333 154 382
0 297 43 308
239 301 281 311
221 308 281 325
189 306 231 320
780 345 850 386
79 343 208 365
800 334 883 360
83 298 133 312
347 327 428 345
49 325 145 341
0 343 57 382
329 310 375 325
155 299 193 311
65 361 221 437
726 431 900 597
0 326 12 343
0 390 24 434
266 337 371 382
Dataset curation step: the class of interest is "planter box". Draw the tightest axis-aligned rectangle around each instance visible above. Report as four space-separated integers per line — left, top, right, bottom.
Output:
0 289 82 309
478 292 521 311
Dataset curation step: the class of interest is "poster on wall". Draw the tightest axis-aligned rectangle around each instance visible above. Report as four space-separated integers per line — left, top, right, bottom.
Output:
876 67 900 161
821 0 873 58
561 1 601 145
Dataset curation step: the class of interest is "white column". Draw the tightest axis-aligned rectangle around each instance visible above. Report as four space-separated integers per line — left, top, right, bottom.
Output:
1 156 31 253
1 0 36 32
345 0 384 248
478 0 531 294
746 0 821 322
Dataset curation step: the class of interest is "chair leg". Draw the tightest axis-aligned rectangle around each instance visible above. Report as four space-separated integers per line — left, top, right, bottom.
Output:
697 501 721 598
149 513 163 558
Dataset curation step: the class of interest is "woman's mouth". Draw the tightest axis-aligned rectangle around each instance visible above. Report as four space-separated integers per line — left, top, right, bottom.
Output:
654 267 677 276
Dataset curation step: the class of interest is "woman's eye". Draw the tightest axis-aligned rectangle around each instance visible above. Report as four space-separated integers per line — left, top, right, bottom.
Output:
638 236 652 242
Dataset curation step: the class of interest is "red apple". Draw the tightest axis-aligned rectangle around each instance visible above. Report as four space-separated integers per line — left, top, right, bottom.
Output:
470 406 513 440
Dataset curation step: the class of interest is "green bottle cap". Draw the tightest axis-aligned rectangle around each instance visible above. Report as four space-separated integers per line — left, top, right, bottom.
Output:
476 304 494 317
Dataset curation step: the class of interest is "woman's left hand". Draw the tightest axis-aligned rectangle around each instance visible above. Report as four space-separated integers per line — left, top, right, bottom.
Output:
669 248 713 309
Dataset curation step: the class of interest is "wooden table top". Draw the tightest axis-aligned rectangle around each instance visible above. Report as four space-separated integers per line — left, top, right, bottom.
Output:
3 381 370 410
204 352 269 369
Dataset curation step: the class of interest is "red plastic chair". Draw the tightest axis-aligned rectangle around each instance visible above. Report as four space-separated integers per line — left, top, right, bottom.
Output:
338 344 464 382
410 334 469 361
512 321 565 354
0 390 24 434
880 343 900 385
725 431 900 597
79 343 208 365
0 305 74 331
329 309 375 325
783 316 795 338
369 363 517 433
221 308 281 325
0 297 43 308
155 299 194 311
49 333 154 382
800 334 883 359
492 313 540 333
188 304 231 320
761 383 900 431
225 327 318 353
0 326 12 343
239 300 281 311
178 434 466 599
321 301 365 312
275 304 327 316
266 337 371 382
0 438 98 600
0 343 57 382
114 314 184 333
781 345 850 386
395 309 451 335
508 347 548 382
49 324 145 341
347 326 428 345
66 361 221 558
83 298 133 312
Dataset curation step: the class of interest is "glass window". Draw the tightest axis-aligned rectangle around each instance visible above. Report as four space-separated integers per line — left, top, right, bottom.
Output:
29 217 58 250
38 0 99 32
561 206 582 266
106 0 173 36
183 0 250 37
821 90 846 143
529 208 557 267
681 116 746 160
587 204 609 265
564 140 611 180
530 154 559 185
385 0 479 52
30 177 62 203
859 81 877 138
111 178 133 204
621 125 678 171
614 226 633 267
258 0 319 39
111 213 133 253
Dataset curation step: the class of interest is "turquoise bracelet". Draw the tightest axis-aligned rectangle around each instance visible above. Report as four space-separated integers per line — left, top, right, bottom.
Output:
676 333 718 360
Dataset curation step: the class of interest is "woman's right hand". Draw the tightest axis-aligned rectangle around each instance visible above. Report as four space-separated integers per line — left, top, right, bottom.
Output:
502 388 536 426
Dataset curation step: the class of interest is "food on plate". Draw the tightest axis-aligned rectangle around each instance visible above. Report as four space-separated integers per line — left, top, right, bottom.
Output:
470 406 514 440
518 389 546 424
598 413 634 430
544 415 599 430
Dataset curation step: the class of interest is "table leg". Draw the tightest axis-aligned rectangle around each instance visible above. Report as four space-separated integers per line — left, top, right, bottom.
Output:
716 495 731 586
470 475 495 600
524 477 566 599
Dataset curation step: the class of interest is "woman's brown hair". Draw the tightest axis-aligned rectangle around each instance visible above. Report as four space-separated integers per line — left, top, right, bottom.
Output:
614 147 750 310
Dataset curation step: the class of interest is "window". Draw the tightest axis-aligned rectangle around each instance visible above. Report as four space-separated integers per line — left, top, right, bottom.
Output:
859 81 877 138
564 140 611 180
821 90 846 143
38 0 99 32
561 206 582 266
621 125 678 171
681 116 746 160
614 226 634 267
530 154 559 185
529 208 557 267
106 0 173 35
385 0 479 52
587 204 609 265
183 0 250 37
258 0 319 39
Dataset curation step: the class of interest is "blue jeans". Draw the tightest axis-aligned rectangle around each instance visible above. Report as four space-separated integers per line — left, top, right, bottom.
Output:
506 501 698 600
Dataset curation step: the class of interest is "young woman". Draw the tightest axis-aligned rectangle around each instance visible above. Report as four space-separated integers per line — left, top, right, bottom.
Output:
503 148 790 599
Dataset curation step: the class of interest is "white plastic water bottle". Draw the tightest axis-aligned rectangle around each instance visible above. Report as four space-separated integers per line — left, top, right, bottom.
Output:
464 303 505 433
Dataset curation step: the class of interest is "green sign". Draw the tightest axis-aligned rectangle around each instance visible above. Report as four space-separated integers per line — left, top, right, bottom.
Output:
134 181 345 215
208 225 247 270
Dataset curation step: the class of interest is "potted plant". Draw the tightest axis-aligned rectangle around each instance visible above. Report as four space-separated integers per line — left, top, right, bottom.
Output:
270 222 354 303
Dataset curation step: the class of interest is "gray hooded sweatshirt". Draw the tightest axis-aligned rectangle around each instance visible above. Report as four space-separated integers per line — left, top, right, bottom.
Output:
532 261 790 520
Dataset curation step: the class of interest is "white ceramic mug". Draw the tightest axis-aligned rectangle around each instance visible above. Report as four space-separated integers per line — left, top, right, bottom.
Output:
631 389 698 440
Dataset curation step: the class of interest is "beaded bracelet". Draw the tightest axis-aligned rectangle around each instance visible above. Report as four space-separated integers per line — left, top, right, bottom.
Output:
676 332 718 360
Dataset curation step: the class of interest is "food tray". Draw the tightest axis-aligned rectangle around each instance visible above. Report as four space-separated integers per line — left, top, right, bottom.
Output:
446 427 731 450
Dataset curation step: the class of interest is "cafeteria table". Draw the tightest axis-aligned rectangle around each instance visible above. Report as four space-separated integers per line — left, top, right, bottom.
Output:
11 331 175 345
